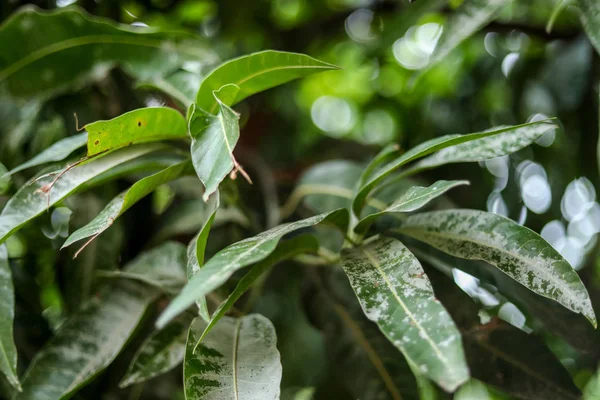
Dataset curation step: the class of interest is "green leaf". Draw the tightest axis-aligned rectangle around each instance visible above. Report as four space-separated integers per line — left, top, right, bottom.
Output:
314 269 420 400
341 237 469 392
426 0 508 68
398 209 597 327
424 265 582 399
195 50 339 114
96 241 187 293
3 132 87 177
584 367 600 400
85 107 187 157
61 161 193 254
579 0 600 55
354 180 469 235
0 6 216 99
184 314 282 399
120 313 194 388
15 278 159 398
407 122 557 173
357 144 401 189
352 120 555 215
186 192 219 320
197 235 319 345
455 379 511 400
137 69 201 107
189 85 243 201
156 209 348 328
0 143 164 244
0 245 20 391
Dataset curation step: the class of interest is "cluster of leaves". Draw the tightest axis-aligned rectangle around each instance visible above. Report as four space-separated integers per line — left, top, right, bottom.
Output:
1 1 600 400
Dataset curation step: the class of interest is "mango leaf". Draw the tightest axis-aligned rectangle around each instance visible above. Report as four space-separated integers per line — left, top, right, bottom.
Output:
61 161 193 254
341 237 469 392
195 50 339 114
3 132 87 177
426 0 508 68
584 367 600 400
86 107 187 157
398 209 597 327
408 122 557 173
137 69 201 107
120 313 194 388
579 0 600 55
156 209 348 328
0 6 216 99
354 180 469 235
96 241 187 293
16 283 158 399
0 143 164 244
197 235 319 345
352 120 554 215
0 245 19 391
185 314 282 400
186 192 219 321
314 269 421 400
454 379 511 400
357 144 401 188
424 266 582 400
189 85 243 201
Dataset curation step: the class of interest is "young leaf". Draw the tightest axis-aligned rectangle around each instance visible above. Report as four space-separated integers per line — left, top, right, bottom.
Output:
341 237 469 392
3 132 87 177
86 107 187 157
0 245 20 391
97 241 187 292
354 180 469 235
0 6 216 98
188 85 242 201
156 209 348 328
61 161 194 254
120 313 194 388
185 314 282 400
15 282 158 400
579 0 600 55
353 120 554 215
357 144 401 188
195 50 339 114
398 209 597 326
0 143 164 244
426 0 508 68
197 235 319 345
584 367 600 400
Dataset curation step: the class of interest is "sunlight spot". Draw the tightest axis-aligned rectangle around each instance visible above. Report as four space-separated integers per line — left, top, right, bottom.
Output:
501 52 519 77
393 23 443 70
345 9 377 43
311 96 355 137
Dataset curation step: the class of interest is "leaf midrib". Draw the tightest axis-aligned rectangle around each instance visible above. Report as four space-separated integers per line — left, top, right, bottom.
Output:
232 318 242 400
361 248 449 364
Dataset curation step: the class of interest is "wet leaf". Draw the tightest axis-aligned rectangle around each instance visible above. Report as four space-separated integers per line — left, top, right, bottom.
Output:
341 237 469 392
398 209 597 326
184 314 282 400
